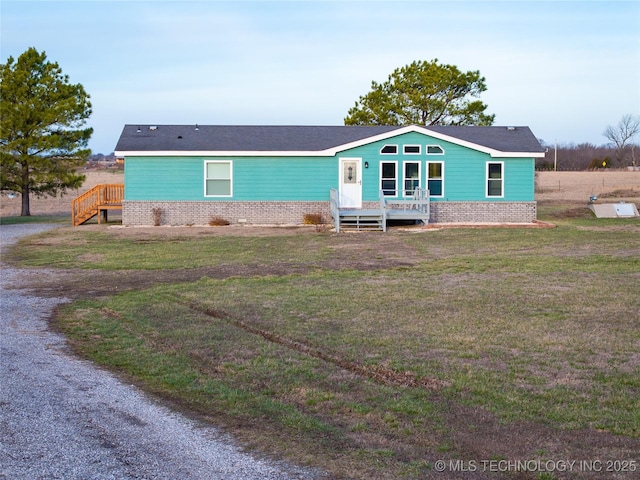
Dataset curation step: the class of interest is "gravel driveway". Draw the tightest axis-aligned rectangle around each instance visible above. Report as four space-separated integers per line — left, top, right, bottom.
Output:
0 223 323 480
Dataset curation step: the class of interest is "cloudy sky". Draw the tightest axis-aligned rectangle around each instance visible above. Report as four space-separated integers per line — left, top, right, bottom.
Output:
2 0 639 154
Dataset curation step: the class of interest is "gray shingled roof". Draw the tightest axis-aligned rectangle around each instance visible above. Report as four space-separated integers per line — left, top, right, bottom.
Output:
115 125 545 153
424 125 545 153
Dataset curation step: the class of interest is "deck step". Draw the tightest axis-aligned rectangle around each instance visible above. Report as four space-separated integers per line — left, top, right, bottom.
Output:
339 213 384 232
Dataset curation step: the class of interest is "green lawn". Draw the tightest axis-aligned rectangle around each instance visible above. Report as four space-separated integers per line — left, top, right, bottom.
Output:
0 214 69 225
7 209 640 479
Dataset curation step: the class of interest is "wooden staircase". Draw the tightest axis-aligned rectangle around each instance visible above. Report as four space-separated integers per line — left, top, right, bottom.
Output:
336 211 385 232
330 188 386 232
72 184 124 226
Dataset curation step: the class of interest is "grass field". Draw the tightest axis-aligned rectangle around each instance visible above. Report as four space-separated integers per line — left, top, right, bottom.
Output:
5 205 640 479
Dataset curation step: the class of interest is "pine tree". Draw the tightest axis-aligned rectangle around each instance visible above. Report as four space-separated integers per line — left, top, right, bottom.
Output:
345 59 494 127
1 47 92 216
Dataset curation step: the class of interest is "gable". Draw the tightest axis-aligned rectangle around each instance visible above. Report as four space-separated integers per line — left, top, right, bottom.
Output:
115 125 546 158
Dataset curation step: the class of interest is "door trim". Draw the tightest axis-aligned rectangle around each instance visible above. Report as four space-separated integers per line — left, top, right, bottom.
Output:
339 157 362 209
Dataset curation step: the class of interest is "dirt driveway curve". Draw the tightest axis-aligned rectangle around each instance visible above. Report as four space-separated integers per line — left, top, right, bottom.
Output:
0 223 322 480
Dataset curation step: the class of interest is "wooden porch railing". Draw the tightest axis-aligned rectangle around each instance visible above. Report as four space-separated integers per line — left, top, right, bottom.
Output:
72 184 124 226
381 188 430 217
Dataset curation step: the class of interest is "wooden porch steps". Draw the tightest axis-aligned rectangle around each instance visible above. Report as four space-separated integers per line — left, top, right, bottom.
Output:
72 184 124 226
338 212 384 232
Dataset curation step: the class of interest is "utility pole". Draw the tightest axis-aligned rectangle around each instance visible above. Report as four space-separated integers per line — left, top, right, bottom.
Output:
554 139 557 171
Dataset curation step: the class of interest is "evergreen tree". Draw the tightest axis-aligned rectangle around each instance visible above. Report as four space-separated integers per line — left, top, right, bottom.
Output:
1 47 92 216
345 59 495 127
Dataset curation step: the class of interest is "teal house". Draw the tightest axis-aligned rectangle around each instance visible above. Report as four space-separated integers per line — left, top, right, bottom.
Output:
114 124 545 230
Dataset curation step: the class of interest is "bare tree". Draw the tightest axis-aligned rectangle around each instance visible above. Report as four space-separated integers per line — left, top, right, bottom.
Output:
536 141 615 171
603 114 640 167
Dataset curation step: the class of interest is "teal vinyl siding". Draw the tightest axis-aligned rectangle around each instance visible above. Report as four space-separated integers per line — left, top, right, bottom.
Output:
234 157 337 200
504 159 535 201
125 157 202 200
125 156 336 201
124 131 534 203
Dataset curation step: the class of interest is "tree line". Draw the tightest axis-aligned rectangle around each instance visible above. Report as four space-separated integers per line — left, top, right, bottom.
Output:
536 141 638 171
89 152 117 162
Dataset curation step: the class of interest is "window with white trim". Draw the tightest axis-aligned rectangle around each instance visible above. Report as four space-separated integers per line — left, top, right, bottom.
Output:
427 162 444 197
426 145 444 155
380 145 398 154
403 162 420 197
403 145 421 155
486 162 503 197
380 161 397 196
205 161 232 197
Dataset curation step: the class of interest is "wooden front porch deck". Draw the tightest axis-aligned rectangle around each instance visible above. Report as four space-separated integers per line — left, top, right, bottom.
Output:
331 189 430 232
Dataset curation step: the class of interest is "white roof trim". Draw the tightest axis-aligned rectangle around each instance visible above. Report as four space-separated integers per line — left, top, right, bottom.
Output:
115 125 545 158
115 150 336 157
405 126 546 158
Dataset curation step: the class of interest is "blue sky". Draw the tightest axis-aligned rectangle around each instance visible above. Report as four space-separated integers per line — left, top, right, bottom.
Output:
2 0 639 154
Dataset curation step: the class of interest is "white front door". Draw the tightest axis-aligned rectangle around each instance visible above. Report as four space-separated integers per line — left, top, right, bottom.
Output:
339 158 362 208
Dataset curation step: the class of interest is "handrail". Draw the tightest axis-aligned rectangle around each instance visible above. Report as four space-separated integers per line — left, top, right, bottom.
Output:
379 190 387 232
72 184 124 226
330 188 340 232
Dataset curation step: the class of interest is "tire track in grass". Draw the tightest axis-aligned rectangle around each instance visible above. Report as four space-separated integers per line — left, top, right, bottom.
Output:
178 299 447 391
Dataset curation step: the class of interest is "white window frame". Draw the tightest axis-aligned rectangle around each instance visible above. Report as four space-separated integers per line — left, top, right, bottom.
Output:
204 160 233 197
486 161 504 198
402 161 421 197
426 145 445 155
380 161 398 197
403 144 421 155
380 144 398 155
427 161 444 198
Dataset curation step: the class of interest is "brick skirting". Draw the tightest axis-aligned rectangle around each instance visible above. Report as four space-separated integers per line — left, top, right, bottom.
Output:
429 201 537 223
122 200 537 226
122 201 333 226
